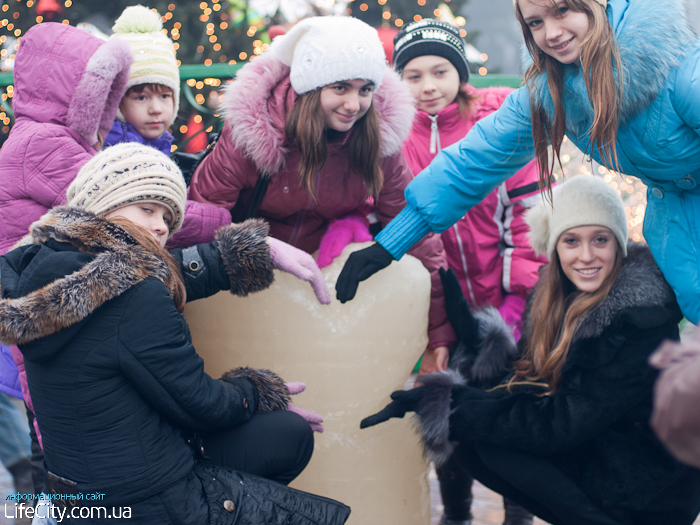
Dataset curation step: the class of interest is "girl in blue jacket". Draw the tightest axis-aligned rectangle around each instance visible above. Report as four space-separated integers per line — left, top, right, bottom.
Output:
336 0 700 326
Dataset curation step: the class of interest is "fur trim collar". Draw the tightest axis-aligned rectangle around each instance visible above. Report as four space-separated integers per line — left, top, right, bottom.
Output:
0 207 175 346
222 52 416 176
67 37 133 146
529 0 695 131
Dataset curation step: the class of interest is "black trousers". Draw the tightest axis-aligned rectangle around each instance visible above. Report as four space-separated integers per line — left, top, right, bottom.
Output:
200 410 314 486
454 443 623 525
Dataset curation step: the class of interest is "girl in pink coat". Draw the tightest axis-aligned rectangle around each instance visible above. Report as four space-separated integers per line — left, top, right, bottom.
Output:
189 16 456 353
393 19 547 525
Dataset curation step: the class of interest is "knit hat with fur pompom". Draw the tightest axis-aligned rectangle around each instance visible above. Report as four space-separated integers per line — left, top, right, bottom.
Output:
525 175 628 260
269 16 386 95
66 142 187 235
111 5 179 125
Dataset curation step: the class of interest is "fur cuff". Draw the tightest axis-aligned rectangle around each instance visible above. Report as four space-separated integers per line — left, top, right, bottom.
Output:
216 219 274 296
221 367 290 413
414 370 466 467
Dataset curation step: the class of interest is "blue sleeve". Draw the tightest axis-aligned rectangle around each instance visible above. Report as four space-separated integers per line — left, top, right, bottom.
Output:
377 87 536 259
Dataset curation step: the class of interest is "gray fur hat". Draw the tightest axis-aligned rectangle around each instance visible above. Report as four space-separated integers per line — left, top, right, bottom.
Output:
525 175 628 259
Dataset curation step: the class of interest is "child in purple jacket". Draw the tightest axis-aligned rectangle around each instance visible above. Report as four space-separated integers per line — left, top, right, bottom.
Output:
104 5 231 249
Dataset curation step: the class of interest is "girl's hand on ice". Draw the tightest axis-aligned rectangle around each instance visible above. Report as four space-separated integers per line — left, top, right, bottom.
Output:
268 237 331 304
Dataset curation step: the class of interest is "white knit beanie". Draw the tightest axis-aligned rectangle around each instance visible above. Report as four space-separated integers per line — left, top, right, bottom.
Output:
111 5 179 125
67 143 187 235
525 175 628 260
269 16 386 95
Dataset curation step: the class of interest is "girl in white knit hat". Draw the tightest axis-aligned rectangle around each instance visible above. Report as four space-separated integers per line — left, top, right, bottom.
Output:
189 15 457 364
0 142 348 524
361 174 700 524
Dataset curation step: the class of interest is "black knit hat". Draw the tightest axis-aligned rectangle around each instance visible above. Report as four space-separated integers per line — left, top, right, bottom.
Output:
392 19 470 83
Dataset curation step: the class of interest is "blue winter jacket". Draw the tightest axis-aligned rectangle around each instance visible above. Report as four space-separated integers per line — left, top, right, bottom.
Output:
377 0 700 323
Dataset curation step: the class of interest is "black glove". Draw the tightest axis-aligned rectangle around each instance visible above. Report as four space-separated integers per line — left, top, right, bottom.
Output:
360 387 425 429
335 243 394 303
439 267 479 344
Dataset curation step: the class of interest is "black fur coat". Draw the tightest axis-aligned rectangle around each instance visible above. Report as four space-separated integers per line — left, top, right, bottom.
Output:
0 207 350 524
417 243 700 524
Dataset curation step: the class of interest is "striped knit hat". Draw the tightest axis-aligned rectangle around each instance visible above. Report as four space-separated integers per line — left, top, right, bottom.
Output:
111 5 179 126
67 143 187 235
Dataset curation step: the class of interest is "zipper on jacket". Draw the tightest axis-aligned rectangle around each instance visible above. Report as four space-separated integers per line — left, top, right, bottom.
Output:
429 115 441 154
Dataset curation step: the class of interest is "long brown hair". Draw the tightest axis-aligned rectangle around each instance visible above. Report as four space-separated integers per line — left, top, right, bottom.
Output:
510 244 623 393
284 88 384 201
516 0 624 196
106 217 186 313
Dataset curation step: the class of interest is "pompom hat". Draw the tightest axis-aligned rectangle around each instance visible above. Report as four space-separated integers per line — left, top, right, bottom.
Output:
525 175 628 260
111 5 179 125
269 16 386 95
392 19 470 83
67 143 187 235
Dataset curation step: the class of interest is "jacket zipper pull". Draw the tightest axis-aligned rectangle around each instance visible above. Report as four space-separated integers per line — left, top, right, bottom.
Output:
429 115 440 154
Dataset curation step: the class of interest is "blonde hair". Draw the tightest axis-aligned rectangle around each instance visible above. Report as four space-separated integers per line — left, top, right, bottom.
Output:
509 244 622 393
516 0 624 196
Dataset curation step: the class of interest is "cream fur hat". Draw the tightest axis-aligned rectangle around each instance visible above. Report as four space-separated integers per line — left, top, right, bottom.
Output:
111 5 179 126
269 16 386 95
525 175 628 259
67 143 187 235
513 0 606 7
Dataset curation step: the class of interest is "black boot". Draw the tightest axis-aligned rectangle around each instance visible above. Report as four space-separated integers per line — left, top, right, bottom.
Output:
437 457 474 525
503 497 534 525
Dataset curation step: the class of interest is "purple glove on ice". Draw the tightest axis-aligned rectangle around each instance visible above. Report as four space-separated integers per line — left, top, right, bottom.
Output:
285 382 324 433
268 237 331 304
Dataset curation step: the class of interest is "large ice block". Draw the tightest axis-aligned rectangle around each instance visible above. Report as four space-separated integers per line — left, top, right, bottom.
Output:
184 242 431 525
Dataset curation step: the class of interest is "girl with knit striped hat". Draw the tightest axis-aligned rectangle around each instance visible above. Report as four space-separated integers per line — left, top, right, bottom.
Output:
336 0 700 349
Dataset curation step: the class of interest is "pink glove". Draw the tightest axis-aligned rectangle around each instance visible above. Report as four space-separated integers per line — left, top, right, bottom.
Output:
498 295 527 342
268 237 331 304
317 212 372 269
285 382 324 433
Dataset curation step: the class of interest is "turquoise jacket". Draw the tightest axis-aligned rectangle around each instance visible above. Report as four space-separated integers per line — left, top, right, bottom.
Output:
377 0 700 323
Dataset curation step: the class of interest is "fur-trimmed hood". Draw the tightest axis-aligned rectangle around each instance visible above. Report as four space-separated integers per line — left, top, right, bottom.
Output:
13 23 133 146
528 0 696 130
0 207 274 348
222 51 416 176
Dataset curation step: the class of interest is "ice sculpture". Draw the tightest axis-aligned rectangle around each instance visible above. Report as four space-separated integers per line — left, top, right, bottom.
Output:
184 242 432 525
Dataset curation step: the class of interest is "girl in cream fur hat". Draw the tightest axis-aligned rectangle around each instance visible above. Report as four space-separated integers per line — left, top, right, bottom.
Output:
361 175 700 524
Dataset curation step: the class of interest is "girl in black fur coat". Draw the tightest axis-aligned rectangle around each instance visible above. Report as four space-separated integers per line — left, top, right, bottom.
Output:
0 143 349 524
362 175 700 525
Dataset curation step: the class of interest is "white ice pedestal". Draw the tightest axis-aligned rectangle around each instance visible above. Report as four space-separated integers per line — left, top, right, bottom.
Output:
184 242 431 525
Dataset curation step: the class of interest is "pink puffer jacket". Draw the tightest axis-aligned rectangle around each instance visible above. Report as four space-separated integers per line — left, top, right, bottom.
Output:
0 23 132 255
189 51 456 349
402 86 548 340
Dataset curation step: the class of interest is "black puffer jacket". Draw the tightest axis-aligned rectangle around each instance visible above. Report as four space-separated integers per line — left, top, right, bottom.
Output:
415 243 700 525
0 207 350 524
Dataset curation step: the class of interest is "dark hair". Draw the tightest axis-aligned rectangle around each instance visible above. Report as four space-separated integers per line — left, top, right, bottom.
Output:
124 83 174 96
284 88 384 200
